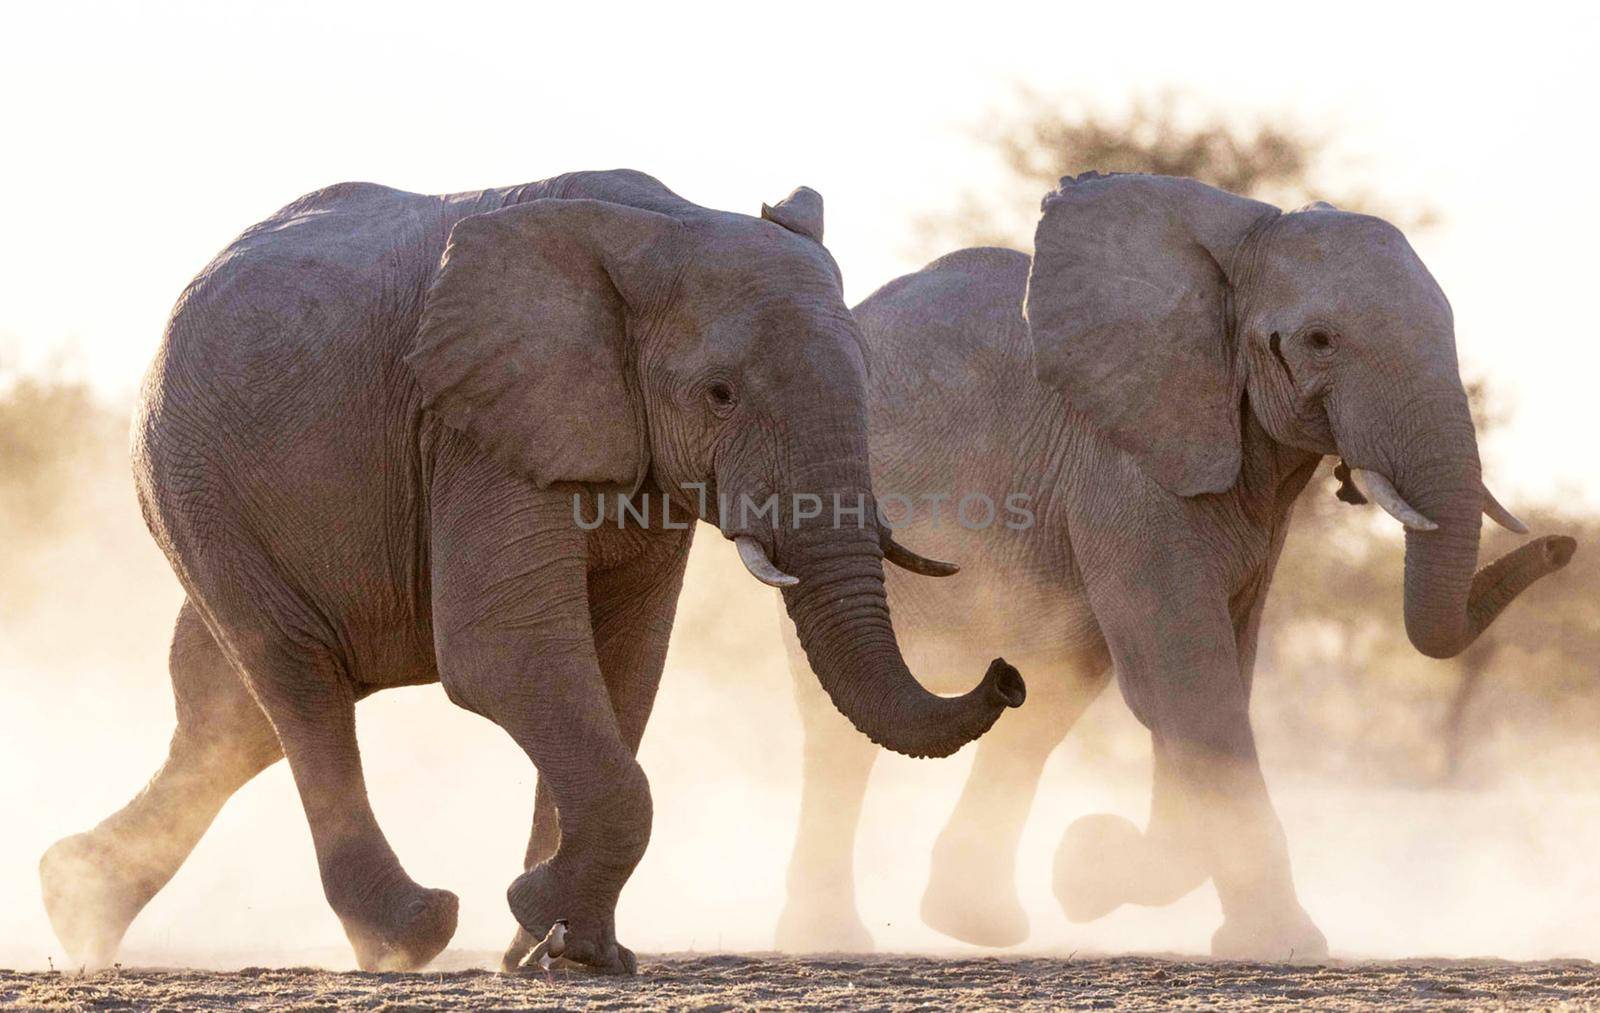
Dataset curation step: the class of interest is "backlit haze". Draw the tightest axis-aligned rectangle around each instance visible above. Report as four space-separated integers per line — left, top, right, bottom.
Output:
1 0 1596 971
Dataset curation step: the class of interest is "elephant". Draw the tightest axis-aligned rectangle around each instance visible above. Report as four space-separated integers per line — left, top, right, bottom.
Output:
775 173 1575 959
37 168 1025 975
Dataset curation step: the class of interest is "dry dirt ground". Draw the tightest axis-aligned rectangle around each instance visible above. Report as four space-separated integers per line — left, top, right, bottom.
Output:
3 954 1599 1011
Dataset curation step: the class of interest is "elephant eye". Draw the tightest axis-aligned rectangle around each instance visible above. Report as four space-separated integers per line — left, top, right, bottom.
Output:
1305 328 1335 352
705 380 737 411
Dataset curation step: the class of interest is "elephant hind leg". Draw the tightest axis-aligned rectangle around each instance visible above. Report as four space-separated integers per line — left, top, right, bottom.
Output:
775 610 879 954
775 687 879 953
40 600 283 969
922 646 1110 948
236 634 456 972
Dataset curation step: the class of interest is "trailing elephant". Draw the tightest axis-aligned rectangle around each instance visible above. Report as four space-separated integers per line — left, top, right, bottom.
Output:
38 169 1024 974
776 173 1574 959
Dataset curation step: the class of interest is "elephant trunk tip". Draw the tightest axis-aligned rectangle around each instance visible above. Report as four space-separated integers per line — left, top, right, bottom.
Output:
1543 534 1579 570
1407 627 1467 661
852 658 1026 760
984 657 1027 709
1405 533 1578 660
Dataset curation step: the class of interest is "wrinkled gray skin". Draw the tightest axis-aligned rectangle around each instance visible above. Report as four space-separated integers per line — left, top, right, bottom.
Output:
38 170 1022 975
777 174 1575 959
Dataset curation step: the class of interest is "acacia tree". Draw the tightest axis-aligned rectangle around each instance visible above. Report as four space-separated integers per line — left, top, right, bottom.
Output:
915 89 1431 258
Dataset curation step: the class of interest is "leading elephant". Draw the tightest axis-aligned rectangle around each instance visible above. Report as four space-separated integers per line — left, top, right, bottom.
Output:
38 169 1024 974
777 173 1574 958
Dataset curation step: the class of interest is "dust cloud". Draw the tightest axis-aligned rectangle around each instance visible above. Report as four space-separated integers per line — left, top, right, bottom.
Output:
1 384 1595 972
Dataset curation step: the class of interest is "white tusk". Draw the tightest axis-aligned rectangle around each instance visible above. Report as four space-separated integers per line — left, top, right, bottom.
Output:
1350 469 1439 532
734 535 799 588
879 530 960 577
1481 483 1530 534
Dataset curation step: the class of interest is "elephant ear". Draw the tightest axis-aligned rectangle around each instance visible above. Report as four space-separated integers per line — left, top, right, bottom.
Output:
1025 173 1277 496
761 186 824 243
408 198 680 491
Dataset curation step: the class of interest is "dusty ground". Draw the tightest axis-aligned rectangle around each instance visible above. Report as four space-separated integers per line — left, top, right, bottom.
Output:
3 954 1598 1011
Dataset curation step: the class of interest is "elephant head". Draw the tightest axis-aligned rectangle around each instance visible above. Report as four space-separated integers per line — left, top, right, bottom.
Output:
1025 172 1573 659
406 172 1023 756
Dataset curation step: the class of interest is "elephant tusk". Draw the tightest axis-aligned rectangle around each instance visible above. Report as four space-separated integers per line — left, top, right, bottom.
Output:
1481 483 1530 535
734 535 799 588
1350 469 1439 532
879 530 960 577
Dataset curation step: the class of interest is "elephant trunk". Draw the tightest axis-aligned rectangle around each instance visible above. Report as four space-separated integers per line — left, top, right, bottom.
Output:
716 358 1023 758
777 519 1024 758
1377 396 1574 659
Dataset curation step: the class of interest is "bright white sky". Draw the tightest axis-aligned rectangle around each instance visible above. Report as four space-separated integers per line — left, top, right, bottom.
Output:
2 0 1596 507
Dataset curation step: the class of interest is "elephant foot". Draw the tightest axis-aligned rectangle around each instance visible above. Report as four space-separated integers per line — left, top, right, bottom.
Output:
920 842 1028 947
40 833 146 970
1052 813 1144 922
1053 813 1208 922
499 925 538 973
920 885 1028 949
343 886 459 971
774 892 875 953
1211 906 1329 962
507 866 636 975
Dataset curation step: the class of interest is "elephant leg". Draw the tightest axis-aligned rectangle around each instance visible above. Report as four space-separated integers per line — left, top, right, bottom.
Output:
1160 726 1324 960
500 779 560 971
1054 739 1209 921
40 600 282 969
775 611 879 953
1074 544 1326 960
240 636 456 971
432 471 650 976
1057 578 1273 924
922 647 1110 948
521 778 562 873
499 528 690 973
446 622 648 976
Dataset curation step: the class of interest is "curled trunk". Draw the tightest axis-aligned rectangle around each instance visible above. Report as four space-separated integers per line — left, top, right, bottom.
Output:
778 524 1024 758
1388 408 1575 659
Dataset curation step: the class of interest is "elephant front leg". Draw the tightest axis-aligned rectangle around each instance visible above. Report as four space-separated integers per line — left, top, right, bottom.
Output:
1170 734 1325 961
500 531 690 973
1054 742 1209 922
439 607 648 975
1077 553 1326 961
431 474 659 976
1052 732 1325 963
500 779 559 972
504 755 649 976
1151 682 1325 960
